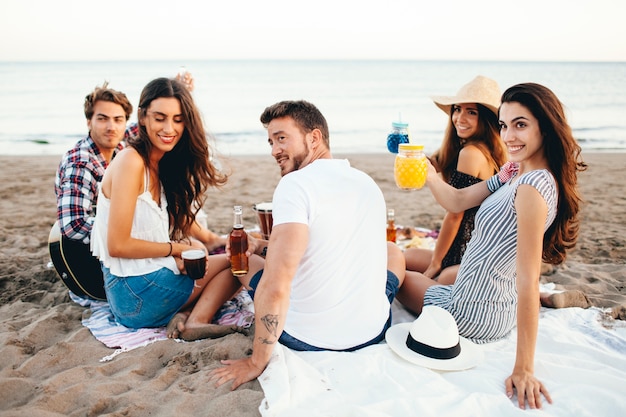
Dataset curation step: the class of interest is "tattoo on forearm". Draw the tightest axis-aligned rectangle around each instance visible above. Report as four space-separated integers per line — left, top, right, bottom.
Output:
258 337 275 345
261 314 279 337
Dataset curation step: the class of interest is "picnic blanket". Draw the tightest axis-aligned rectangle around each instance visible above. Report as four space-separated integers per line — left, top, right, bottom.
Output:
72 289 254 361
256 287 626 417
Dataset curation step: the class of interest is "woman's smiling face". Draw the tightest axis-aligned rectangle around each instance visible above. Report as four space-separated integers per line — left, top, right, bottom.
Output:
499 101 546 170
140 97 185 156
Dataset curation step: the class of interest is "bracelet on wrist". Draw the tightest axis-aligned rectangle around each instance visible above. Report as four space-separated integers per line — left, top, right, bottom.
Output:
166 241 173 257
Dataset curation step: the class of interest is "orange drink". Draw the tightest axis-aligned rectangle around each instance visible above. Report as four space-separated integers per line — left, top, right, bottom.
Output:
394 144 427 190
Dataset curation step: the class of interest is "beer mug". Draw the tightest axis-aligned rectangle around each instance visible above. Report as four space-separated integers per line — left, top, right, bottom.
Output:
253 202 273 240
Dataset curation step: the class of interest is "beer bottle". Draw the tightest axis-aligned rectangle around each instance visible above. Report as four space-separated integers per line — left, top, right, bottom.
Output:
386 208 396 243
229 205 249 276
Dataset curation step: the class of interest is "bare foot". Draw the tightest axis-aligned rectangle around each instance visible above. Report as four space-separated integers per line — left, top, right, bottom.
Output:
541 290 591 309
610 305 626 320
180 324 246 341
166 312 189 339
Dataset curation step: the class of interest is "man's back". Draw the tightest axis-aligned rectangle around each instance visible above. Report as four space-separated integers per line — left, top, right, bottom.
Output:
272 158 389 349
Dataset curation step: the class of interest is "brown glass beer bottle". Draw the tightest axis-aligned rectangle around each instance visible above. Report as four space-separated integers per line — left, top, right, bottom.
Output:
386 208 396 243
229 205 249 276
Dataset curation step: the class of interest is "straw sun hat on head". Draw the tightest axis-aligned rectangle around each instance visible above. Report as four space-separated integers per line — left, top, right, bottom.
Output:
385 305 484 371
431 75 501 117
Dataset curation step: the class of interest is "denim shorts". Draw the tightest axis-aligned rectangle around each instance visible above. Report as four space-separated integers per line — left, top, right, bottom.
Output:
103 266 194 329
248 270 400 351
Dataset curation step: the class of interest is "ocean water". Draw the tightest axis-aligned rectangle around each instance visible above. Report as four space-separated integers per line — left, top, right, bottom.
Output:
0 60 625 157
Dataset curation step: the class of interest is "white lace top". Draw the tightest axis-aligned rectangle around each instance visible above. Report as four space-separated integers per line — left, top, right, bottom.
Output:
91 169 179 277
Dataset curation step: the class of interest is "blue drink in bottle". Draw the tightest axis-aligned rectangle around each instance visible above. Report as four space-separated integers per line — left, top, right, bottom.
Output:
386 121 410 153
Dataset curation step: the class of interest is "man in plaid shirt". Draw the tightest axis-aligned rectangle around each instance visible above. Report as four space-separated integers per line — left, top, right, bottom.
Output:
55 83 133 243
53 83 133 299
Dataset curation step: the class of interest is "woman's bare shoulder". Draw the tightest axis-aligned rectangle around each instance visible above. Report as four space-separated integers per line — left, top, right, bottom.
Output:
457 145 490 176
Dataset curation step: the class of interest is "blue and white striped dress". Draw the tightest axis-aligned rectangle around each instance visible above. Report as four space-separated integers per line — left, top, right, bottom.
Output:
424 169 557 343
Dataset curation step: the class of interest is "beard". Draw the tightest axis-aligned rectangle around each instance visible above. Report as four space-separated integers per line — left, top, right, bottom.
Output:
281 138 310 176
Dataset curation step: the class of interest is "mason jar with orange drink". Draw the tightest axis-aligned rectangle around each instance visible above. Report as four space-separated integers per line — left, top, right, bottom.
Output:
394 143 428 190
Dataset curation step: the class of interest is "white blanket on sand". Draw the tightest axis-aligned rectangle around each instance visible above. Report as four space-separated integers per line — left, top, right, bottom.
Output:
257 296 626 416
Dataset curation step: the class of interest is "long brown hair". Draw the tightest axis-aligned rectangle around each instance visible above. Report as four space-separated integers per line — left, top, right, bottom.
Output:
501 83 587 264
128 77 227 240
431 103 506 182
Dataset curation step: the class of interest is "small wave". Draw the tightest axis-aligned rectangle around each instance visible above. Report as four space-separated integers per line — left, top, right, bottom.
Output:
574 126 624 133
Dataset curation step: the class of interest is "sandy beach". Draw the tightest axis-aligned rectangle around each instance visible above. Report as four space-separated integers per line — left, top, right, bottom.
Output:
0 151 625 416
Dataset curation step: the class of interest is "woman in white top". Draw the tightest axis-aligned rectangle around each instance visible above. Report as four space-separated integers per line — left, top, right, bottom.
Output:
91 77 242 340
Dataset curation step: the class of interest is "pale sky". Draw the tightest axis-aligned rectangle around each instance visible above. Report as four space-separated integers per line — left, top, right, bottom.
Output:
1 0 624 62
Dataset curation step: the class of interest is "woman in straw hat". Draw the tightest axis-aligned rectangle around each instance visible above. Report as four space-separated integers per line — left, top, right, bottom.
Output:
396 83 586 409
404 76 506 284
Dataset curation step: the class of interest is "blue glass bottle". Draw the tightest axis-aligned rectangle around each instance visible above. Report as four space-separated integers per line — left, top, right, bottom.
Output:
386 121 410 154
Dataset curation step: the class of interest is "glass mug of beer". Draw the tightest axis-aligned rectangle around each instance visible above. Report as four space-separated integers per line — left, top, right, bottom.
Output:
181 249 206 280
253 202 273 240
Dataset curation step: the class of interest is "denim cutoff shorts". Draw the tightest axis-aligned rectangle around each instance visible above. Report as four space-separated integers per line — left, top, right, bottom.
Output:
102 266 194 329
248 270 400 351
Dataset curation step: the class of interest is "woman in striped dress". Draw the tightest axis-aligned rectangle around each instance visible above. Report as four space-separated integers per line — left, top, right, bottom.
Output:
396 83 586 410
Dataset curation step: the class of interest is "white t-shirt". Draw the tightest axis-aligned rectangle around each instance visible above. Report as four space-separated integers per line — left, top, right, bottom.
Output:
272 158 389 350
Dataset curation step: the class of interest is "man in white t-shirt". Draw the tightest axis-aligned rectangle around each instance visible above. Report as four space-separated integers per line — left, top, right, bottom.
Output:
211 100 406 390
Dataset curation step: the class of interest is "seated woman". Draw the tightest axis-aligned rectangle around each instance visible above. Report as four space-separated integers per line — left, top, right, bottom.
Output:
397 83 587 409
405 76 507 284
90 77 244 341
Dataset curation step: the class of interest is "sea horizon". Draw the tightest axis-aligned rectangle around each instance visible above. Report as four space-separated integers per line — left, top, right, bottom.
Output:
2 57 626 63
1 59 625 156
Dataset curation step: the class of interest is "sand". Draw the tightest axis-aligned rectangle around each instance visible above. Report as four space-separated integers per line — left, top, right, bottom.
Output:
0 151 624 416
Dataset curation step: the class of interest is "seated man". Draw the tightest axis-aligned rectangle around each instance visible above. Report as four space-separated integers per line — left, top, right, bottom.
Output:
51 82 133 300
210 100 406 389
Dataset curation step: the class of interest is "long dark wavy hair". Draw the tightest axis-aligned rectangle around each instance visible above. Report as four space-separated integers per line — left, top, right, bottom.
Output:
501 83 587 264
431 103 506 182
127 77 227 240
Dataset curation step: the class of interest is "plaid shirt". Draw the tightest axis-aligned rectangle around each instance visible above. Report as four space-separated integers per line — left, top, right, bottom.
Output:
125 123 139 141
54 135 126 244
54 123 139 243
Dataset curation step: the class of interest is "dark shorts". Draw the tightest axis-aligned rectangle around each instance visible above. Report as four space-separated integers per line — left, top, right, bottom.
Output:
248 270 400 351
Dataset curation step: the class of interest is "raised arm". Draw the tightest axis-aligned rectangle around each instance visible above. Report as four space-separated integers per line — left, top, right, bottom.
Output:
426 146 491 277
425 158 493 214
